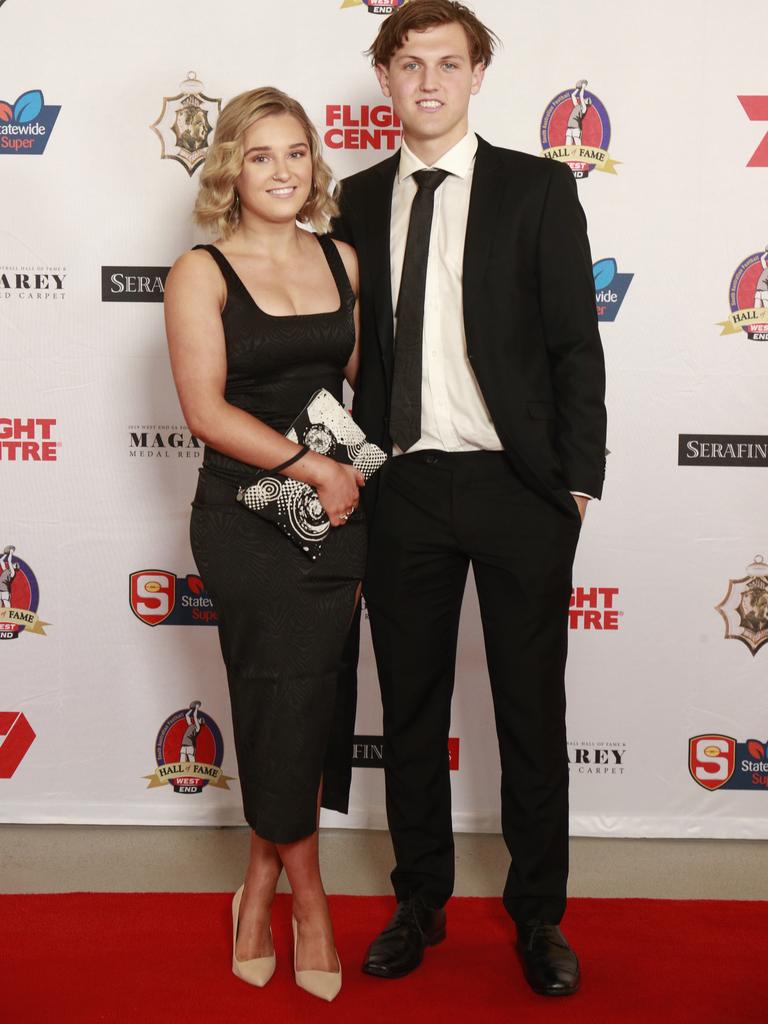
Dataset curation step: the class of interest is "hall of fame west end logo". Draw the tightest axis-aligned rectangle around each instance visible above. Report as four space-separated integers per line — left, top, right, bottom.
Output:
715 555 768 657
340 0 407 13
150 72 221 177
0 545 50 640
145 701 235 795
718 246 768 342
541 79 620 179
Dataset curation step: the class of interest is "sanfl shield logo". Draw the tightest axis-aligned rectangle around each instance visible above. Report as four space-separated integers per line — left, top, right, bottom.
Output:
0 89 60 155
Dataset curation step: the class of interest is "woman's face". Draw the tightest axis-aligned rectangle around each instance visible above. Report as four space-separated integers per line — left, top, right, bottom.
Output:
235 113 313 227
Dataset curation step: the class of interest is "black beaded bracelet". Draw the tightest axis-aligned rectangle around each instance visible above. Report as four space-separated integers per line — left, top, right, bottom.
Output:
270 444 311 475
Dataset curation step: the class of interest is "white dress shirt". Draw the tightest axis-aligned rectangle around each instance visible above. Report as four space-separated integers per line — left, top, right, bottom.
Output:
389 132 593 501
390 131 503 454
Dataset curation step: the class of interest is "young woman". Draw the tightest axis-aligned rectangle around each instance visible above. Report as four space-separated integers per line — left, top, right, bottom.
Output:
164 87 365 1002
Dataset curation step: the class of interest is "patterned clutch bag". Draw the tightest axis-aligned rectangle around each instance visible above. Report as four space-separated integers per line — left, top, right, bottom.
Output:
236 388 387 560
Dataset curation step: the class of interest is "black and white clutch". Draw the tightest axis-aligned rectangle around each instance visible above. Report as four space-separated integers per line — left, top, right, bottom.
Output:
236 389 387 560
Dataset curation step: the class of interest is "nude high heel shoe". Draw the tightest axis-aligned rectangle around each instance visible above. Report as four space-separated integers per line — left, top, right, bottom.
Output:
292 915 342 1002
231 884 276 987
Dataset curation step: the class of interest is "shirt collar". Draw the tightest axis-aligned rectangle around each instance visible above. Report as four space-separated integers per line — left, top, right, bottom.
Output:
397 131 478 183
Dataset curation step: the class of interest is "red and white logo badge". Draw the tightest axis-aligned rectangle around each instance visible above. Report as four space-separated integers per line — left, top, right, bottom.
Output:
689 734 736 791
0 712 36 778
738 96 768 167
130 570 176 626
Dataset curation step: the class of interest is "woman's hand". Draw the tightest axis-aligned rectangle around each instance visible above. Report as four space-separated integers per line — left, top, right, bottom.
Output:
312 459 364 527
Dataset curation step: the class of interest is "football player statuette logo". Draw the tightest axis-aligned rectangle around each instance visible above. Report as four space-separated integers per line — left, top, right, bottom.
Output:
150 72 221 177
0 545 49 640
718 246 768 341
715 555 768 656
541 79 619 179
145 701 234 795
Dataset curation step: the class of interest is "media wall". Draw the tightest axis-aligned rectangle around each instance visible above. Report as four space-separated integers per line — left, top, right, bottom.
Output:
2 0 767 839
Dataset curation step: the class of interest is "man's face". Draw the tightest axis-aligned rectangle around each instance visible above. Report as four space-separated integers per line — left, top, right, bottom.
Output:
375 22 485 151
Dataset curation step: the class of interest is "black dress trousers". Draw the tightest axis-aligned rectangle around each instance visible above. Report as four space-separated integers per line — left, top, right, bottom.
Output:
363 450 581 925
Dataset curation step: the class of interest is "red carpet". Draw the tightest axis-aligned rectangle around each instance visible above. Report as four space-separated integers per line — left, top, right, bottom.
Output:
1 894 760 1023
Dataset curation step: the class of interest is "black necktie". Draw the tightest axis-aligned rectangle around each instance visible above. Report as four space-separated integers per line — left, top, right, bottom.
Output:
389 168 450 452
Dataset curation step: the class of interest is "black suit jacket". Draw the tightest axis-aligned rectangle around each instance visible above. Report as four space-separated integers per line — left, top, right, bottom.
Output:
331 136 607 514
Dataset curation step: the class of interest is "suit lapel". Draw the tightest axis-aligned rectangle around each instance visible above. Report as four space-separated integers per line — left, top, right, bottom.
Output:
366 152 399 378
462 137 506 349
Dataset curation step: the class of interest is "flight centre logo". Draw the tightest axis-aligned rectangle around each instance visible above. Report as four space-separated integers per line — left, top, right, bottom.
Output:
593 259 633 321
324 105 401 151
340 0 407 14
715 555 768 657
0 89 60 155
145 701 234 795
689 735 768 792
150 72 220 177
569 587 622 630
0 546 50 641
541 80 619 179
0 418 58 461
129 570 218 627
718 247 768 341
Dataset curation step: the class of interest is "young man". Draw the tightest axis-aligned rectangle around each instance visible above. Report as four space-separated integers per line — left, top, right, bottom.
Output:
332 0 606 997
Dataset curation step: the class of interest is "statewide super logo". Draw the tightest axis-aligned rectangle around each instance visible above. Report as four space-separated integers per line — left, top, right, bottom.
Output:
340 0 407 13
150 72 220 177
130 570 218 626
0 89 60 155
715 555 768 657
0 546 49 640
145 701 234 795
689 735 768 792
593 259 633 321
541 80 619 178
718 247 768 341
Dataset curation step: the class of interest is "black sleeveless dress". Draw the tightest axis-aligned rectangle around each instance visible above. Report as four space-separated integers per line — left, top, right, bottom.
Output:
189 234 366 844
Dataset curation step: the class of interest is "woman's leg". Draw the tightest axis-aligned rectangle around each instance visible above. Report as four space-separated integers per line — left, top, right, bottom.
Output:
278 786 338 973
235 832 282 960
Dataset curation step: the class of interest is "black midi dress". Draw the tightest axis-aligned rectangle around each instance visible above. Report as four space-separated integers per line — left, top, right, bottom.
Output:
188 235 366 843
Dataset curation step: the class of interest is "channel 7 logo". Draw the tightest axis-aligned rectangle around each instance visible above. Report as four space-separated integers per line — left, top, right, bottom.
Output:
738 96 768 167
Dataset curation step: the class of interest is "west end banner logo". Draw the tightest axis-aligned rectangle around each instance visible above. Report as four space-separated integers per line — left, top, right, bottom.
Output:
715 555 768 657
0 89 60 155
145 701 234 794
541 80 619 178
340 0 407 13
129 570 218 627
593 258 633 321
689 735 768 792
718 248 768 341
0 546 49 640
150 72 221 177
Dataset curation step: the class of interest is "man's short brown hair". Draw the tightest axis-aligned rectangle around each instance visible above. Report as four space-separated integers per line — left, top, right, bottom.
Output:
366 0 499 68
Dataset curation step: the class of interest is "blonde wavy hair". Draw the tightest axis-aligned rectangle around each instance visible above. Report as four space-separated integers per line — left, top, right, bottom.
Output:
194 87 339 237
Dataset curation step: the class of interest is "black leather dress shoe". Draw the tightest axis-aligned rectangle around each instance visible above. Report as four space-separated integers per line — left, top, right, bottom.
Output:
362 897 446 979
516 923 580 996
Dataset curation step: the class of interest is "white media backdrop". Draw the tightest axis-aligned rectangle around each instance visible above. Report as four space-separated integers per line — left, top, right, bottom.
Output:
2 0 767 838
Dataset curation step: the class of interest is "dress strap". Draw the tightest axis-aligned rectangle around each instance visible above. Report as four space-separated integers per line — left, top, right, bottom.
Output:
316 234 355 310
191 243 241 291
